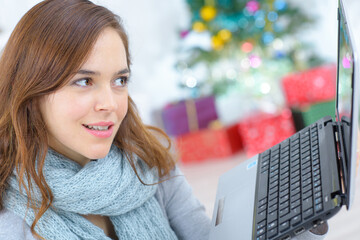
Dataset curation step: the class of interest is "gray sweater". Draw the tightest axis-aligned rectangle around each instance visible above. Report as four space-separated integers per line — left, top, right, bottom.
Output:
0 167 325 240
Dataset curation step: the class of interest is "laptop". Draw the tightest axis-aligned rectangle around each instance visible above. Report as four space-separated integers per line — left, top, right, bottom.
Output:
209 0 359 239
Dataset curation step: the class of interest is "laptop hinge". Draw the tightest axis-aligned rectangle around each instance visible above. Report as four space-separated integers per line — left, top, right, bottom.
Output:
331 121 348 203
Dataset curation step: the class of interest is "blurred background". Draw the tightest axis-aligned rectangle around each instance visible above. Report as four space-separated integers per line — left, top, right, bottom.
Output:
0 0 359 239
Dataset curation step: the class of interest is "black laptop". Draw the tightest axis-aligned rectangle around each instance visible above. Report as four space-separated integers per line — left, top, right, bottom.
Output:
209 0 359 239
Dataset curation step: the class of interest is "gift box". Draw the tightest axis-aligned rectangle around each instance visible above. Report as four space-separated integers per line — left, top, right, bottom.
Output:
282 64 336 107
175 123 243 164
161 96 218 136
291 100 335 131
238 109 296 157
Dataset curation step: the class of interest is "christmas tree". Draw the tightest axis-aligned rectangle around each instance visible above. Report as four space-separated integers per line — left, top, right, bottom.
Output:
176 0 324 108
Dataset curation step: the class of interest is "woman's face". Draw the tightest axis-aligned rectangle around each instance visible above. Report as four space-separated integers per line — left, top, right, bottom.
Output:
39 28 129 166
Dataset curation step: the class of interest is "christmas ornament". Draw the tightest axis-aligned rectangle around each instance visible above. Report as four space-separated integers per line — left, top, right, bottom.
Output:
274 0 287 11
246 0 260 14
241 42 253 53
218 29 232 42
192 21 207 32
211 35 224 50
200 6 217 21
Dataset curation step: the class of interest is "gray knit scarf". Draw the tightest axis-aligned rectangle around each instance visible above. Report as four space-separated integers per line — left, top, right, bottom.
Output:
4 145 178 240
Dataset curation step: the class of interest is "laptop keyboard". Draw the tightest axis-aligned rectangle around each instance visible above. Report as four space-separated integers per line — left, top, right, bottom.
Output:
255 124 323 240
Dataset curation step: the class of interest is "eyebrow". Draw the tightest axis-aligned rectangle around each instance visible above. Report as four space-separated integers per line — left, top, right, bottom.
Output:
76 68 130 76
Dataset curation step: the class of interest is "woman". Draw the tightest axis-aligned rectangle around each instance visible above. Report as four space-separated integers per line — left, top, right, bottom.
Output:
0 0 209 239
0 0 327 239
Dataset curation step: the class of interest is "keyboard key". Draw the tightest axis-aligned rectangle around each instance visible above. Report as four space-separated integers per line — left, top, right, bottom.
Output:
303 208 313 219
314 186 322 193
303 190 312 199
269 191 278 201
257 220 266 229
280 165 289 173
268 204 278 213
302 172 312 180
269 180 279 189
268 198 278 207
314 191 322 198
301 162 311 171
268 210 278 223
279 189 289 198
259 197 267 206
258 203 267 212
292 206 301 215
291 186 300 196
290 192 300 202
291 170 300 178
280 207 289 217
268 220 277 230
302 167 311 175
256 234 266 240
302 184 312 193
315 203 323 212
313 165 320 174
301 146 310 154
257 227 266 236
279 200 289 210
267 228 278 239
280 172 290 182
290 182 300 190
291 199 301 209
258 170 269 201
302 197 313 210
315 197 322 205
257 210 266 222
291 214 301 226
302 178 312 187
279 221 290 232
280 194 289 203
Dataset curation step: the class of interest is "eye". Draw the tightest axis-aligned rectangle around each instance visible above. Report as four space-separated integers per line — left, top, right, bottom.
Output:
73 78 92 87
113 76 128 87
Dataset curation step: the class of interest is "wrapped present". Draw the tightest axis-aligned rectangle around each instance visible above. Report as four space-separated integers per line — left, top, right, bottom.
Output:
238 109 296 157
175 123 243 164
161 96 218 136
291 100 335 131
282 64 336 107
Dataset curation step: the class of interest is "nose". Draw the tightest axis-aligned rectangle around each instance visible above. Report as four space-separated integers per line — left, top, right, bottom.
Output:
94 86 118 112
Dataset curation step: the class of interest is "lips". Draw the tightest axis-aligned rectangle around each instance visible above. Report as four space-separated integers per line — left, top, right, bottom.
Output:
82 122 115 138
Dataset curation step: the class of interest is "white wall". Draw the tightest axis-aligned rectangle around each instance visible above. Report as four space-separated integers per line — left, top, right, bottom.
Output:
0 0 341 125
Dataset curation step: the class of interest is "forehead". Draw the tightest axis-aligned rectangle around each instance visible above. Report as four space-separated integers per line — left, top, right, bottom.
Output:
81 28 128 71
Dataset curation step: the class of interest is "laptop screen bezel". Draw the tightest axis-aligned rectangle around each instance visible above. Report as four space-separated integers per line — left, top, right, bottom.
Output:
337 0 359 209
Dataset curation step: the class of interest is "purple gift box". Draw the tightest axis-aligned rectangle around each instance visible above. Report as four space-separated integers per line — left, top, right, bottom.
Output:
161 96 218 136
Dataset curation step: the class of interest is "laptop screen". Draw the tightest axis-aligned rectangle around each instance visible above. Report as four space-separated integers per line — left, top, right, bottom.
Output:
336 0 358 209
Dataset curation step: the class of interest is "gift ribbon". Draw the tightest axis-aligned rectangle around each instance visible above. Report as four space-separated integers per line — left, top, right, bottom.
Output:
185 100 199 132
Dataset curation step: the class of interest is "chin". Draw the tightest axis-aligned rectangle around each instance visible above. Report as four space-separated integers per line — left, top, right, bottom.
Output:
85 144 112 160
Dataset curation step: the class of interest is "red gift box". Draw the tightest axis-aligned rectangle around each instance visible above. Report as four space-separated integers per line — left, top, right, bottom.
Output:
282 64 336 107
238 109 296 157
175 124 242 164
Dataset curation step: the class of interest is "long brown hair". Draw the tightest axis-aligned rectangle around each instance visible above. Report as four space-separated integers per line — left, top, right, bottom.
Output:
0 0 176 238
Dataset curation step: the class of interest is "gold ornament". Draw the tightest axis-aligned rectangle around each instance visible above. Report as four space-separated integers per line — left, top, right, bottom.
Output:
218 29 232 42
211 35 224 50
200 6 217 21
192 21 207 32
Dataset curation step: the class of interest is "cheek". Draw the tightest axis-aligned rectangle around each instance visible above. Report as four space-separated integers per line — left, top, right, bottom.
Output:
117 95 129 120
43 92 93 125
58 95 92 119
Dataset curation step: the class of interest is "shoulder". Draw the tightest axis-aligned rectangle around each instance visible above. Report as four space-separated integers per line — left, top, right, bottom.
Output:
155 166 211 240
155 166 191 210
0 208 36 240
